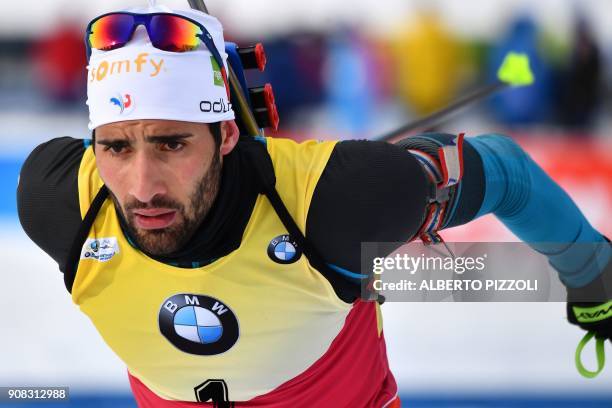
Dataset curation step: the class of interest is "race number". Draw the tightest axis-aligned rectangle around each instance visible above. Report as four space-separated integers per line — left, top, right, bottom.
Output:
194 379 234 408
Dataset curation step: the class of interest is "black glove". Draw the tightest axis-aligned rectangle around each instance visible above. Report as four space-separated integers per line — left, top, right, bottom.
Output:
566 237 612 378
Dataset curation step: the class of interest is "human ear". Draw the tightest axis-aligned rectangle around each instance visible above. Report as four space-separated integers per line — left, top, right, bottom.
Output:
219 120 240 156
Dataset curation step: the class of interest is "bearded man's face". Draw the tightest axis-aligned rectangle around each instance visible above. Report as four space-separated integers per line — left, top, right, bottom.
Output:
95 119 224 255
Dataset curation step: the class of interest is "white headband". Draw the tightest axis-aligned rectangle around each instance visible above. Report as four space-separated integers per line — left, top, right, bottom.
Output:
86 5 235 130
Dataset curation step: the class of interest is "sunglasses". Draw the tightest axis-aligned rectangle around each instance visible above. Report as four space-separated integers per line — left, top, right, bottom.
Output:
85 12 229 94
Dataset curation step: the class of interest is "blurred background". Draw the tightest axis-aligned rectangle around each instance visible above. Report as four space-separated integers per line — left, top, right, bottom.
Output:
1 0 611 407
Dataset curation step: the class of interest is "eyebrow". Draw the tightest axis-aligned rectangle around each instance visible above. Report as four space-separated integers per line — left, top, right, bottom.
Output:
146 133 194 144
96 133 195 146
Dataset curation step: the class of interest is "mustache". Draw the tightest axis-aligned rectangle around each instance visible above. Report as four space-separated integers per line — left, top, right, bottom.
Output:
124 196 184 212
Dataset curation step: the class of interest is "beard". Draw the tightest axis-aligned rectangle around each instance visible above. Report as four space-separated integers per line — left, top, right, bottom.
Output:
111 149 222 256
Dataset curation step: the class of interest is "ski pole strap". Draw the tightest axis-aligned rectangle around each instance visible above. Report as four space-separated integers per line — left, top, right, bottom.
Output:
398 133 465 245
575 331 606 378
437 133 465 188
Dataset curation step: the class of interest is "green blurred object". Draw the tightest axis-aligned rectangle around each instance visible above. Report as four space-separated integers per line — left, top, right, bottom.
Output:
497 52 535 86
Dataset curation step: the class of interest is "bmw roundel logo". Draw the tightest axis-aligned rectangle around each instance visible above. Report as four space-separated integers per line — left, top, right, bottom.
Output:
267 234 302 264
159 294 239 355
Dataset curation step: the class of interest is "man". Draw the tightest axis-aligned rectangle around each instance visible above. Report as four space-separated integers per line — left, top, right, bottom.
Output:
17 4 612 407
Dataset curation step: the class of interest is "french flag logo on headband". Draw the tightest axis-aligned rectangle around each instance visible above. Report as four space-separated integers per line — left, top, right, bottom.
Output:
110 93 133 114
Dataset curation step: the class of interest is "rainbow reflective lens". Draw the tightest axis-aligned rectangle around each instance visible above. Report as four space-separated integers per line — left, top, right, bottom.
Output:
88 14 134 52
149 14 201 52
87 12 204 54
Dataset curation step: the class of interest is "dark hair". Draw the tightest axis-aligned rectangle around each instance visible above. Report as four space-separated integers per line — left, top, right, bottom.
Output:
209 122 222 147
91 122 223 151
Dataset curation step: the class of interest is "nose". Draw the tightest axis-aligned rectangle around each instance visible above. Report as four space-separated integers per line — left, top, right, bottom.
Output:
128 150 167 204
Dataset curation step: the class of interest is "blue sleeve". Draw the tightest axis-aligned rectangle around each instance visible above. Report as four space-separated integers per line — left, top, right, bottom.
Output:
465 134 610 288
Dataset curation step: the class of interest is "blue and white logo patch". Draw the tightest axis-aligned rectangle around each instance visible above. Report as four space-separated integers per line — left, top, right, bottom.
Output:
159 294 239 355
267 234 302 264
80 237 119 262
